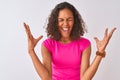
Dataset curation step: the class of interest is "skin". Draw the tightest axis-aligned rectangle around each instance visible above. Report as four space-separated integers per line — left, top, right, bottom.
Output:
24 23 52 80
23 8 116 80
57 8 74 43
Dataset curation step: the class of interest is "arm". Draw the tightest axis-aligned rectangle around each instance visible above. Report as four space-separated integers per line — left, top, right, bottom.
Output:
81 28 116 80
29 49 52 80
41 44 52 80
24 23 52 80
80 45 103 80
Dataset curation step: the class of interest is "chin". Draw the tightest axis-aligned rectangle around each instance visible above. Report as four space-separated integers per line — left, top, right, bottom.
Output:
62 35 70 38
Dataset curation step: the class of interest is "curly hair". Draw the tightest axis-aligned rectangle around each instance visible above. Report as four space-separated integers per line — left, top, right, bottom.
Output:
46 2 86 41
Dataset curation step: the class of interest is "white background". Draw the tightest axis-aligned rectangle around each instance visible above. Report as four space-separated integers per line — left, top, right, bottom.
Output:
0 0 119 80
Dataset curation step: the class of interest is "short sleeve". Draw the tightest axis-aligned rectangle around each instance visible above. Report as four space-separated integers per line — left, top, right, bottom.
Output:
79 37 91 52
42 38 53 53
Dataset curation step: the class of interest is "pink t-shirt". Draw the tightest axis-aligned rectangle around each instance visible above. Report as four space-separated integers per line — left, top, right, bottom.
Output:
42 37 90 80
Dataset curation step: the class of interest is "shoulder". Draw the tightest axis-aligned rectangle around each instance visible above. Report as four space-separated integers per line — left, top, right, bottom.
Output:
77 37 91 51
43 38 54 43
42 38 55 45
77 37 90 44
42 38 56 53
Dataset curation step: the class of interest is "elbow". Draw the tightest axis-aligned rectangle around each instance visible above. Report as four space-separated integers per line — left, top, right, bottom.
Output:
39 71 52 80
41 77 52 80
81 77 87 80
81 78 91 80
81 75 92 80
41 75 52 80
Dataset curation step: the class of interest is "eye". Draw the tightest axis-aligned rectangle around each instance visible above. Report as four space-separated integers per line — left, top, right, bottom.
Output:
67 17 73 21
58 19 64 22
68 19 73 21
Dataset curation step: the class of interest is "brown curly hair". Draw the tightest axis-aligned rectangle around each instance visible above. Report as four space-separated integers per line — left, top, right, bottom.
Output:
46 2 86 41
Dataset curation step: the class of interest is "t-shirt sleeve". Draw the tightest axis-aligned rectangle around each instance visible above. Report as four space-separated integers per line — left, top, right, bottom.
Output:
80 37 91 52
42 38 52 53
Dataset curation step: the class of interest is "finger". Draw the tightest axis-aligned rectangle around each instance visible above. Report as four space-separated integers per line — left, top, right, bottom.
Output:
104 28 108 38
24 22 29 33
23 22 28 31
23 22 30 32
23 22 32 38
94 37 99 43
36 35 43 42
108 27 116 38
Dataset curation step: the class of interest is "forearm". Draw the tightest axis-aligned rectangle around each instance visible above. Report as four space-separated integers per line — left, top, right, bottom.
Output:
29 50 52 80
81 55 103 80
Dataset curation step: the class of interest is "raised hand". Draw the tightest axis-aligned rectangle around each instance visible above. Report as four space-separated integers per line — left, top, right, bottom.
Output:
94 28 116 53
24 22 43 53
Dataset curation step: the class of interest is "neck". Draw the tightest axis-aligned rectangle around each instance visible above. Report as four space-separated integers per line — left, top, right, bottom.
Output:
60 37 71 44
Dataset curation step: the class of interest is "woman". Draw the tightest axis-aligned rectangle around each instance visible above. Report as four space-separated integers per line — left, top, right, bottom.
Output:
24 2 116 80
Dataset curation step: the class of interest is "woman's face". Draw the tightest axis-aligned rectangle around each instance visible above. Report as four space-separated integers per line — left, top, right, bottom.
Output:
57 8 74 39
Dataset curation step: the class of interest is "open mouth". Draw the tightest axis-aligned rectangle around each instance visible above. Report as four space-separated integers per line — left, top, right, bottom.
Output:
62 27 69 32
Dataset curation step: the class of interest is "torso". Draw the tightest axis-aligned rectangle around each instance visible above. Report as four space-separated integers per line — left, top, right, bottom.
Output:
42 37 90 80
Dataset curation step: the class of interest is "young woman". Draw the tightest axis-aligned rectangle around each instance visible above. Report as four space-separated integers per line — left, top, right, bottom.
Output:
24 2 116 80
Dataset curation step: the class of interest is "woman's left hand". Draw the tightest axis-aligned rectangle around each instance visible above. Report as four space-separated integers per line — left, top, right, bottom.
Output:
94 28 116 53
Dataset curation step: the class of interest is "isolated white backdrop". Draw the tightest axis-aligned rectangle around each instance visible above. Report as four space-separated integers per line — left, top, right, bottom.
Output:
0 0 119 80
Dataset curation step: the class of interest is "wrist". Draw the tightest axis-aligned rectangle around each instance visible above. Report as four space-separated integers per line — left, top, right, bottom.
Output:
28 49 35 54
96 51 106 58
98 49 105 53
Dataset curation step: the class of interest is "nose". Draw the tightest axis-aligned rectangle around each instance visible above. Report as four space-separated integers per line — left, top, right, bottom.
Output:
63 20 68 26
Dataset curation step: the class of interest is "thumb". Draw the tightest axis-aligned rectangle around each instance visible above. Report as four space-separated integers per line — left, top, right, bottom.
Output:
36 35 43 42
94 37 99 43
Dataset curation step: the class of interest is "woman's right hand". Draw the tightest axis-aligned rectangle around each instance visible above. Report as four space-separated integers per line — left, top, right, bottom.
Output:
24 22 43 53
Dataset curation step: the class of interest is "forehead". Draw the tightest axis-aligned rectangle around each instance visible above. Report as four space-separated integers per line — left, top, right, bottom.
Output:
58 8 73 18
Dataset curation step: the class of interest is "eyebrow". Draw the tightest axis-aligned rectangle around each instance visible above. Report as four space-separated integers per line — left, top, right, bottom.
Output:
58 17 74 19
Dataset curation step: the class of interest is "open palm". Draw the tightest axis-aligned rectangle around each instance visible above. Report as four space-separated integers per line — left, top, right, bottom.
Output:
94 28 116 52
24 23 43 52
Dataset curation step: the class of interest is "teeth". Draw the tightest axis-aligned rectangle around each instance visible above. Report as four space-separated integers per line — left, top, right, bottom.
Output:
63 28 68 31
